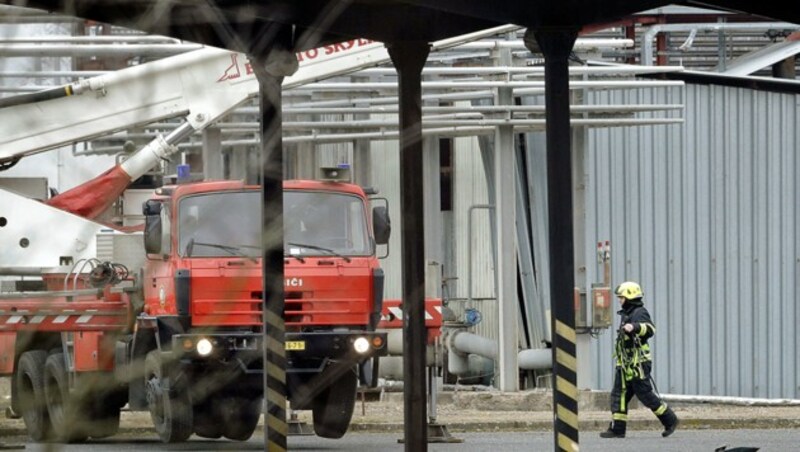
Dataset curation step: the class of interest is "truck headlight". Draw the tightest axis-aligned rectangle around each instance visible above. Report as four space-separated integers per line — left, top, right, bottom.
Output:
196 338 213 356
353 337 370 354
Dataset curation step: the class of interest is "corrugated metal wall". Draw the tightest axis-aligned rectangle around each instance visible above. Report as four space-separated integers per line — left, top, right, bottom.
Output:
372 130 501 343
372 81 799 398
586 83 800 398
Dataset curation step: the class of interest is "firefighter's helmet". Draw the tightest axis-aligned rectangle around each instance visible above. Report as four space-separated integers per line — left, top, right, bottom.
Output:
615 281 643 300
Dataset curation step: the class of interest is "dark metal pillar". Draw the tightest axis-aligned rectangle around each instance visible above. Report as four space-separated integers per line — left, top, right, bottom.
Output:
251 46 296 452
386 41 430 452
525 28 579 452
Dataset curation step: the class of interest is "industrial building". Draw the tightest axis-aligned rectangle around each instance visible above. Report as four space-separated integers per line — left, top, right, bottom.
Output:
0 3 798 405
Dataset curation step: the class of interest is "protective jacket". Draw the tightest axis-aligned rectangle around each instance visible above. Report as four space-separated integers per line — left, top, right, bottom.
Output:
615 299 655 374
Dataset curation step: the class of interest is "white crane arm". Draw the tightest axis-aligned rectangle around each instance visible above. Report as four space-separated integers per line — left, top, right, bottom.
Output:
0 24 520 166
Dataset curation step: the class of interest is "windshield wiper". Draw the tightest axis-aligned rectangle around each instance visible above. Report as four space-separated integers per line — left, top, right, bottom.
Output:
286 242 351 263
284 251 306 263
185 238 195 257
189 241 258 263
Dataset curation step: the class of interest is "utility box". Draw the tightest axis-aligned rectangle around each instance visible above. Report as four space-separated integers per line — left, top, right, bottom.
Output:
574 285 613 330
591 284 612 329
574 287 588 329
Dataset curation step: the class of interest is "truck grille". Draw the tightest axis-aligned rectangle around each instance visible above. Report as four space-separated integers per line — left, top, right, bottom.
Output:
193 298 261 326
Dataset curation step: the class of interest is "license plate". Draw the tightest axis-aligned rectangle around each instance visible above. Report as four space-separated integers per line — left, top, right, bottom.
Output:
285 341 306 351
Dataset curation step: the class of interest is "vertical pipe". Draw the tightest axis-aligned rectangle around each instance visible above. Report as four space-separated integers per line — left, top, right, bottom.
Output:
526 28 580 452
387 41 430 452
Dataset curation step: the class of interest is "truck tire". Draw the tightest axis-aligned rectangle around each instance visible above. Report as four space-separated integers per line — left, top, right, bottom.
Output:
16 350 52 441
144 351 193 443
193 397 222 439
219 396 262 441
44 353 89 442
89 403 121 439
312 367 357 439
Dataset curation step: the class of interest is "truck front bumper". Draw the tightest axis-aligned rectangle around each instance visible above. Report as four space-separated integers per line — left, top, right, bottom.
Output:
172 330 387 371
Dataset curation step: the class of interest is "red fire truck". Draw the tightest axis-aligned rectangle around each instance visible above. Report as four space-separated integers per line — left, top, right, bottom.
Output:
0 23 507 442
2 174 391 443
0 40 398 443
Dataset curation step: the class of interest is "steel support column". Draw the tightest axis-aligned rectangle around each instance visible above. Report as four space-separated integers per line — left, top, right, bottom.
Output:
387 41 430 452
201 126 222 180
494 40 518 392
525 28 580 452
252 42 297 452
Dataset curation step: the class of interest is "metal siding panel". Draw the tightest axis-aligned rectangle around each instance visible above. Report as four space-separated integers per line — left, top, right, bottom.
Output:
795 96 800 399
753 91 770 398
376 81 798 398
723 86 739 396
765 92 781 398
666 85 685 394
586 84 800 398
738 88 755 397
370 138 402 300
781 96 798 398
710 84 726 396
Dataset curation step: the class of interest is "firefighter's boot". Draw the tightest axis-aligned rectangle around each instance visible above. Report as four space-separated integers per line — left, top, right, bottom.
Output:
599 421 626 438
658 407 679 437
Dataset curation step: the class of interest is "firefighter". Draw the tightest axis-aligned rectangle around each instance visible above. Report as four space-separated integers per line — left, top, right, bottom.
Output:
600 281 679 439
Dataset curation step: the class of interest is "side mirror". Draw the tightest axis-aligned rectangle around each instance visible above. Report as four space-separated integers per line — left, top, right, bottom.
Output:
143 199 162 216
144 214 162 254
372 205 391 245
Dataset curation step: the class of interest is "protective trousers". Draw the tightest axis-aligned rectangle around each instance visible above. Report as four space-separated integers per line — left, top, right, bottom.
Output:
608 361 675 435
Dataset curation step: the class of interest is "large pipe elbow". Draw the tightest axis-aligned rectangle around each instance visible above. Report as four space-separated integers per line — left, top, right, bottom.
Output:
518 348 552 370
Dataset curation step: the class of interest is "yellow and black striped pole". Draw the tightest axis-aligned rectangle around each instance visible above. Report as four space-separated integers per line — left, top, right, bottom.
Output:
252 44 293 452
525 28 580 452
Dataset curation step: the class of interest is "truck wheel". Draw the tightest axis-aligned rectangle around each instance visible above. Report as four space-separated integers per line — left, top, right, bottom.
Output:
16 350 52 441
44 353 88 442
219 396 261 441
312 367 357 439
144 351 192 443
89 404 121 439
193 397 222 439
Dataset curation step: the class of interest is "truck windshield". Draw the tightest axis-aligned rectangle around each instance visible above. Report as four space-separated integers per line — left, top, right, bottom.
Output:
178 190 372 258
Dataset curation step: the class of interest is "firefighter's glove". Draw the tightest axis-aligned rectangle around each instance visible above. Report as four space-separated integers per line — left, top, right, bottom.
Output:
622 323 635 334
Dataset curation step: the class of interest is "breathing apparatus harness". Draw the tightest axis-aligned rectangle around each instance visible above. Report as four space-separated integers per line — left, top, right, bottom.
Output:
614 325 645 382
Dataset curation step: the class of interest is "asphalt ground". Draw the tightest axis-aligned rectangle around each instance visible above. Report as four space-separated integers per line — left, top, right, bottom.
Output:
2 387 800 437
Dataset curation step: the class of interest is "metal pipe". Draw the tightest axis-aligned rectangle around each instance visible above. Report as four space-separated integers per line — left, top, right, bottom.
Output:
286 89 497 107
354 65 685 76
445 330 553 374
446 38 634 51
290 79 686 91
0 43 202 57
281 117 682 129
0 70 107 79
0 35 181 44
279 103 685 115
447 348 470 375
81 116 684 155
662 394 800 406
0 267 63 276
518 348 553 370
452 330 497 358
641 22 800 65
467 204 494 308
